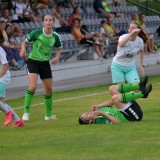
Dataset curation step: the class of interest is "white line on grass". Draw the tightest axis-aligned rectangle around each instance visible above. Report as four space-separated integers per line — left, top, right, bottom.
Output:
13 91 109 111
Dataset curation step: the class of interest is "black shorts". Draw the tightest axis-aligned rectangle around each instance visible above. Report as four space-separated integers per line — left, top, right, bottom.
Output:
80 38 94 46
26 58 52 80
120 101 143 121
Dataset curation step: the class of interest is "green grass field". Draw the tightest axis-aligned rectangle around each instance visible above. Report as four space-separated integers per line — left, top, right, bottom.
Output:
0 75 160 160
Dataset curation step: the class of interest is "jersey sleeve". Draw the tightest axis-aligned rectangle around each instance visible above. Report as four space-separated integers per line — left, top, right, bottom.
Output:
0 47 8 64
118 34 127 42
26 29 42 43
53 32 62 48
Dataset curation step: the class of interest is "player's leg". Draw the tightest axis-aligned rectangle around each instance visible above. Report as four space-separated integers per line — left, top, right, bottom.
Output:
22 73 37 120
0 83 13 126
112 83 152 103
40 62 56 120
118 101 143 121
111 62 125 85
109 75 148 95
5 104 25 128
22 60 39 120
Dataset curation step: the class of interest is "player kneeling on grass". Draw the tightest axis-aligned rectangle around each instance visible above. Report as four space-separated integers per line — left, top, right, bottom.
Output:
79 76 152 124
0 46 25 128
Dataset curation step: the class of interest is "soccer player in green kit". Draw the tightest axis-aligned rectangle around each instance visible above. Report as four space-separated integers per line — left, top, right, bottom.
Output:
20 15 62 121
79 76 152 124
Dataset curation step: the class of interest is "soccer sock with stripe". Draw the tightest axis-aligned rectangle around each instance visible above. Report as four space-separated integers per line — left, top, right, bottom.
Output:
118 84 140 93
121 91 144 103
44 94 52 117
24 90 35 113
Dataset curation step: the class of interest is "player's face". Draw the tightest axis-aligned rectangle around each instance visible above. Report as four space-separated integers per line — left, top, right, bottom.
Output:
43 15 54 29
128 23 138 33
81 111 95 123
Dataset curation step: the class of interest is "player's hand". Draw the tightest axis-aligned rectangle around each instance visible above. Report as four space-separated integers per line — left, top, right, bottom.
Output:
95 110 102 116
131 29 141 36
51 56 59 64
91 105 99 111
19 50 26 58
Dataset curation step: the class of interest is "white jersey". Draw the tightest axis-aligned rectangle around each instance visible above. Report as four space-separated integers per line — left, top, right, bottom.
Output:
0 47 11 85
113 34 144 66
54 13 61 28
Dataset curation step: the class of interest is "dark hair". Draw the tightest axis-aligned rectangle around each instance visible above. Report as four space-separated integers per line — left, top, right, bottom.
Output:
79 117 89 125
72 18 81 24
43 15 55 22
101 20 106 25
135 23 148 43
73 6 80 14
56 3 63 8
0 30 5 45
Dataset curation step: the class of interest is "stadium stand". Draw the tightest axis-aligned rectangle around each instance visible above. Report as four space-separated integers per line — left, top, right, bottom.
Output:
0 0 159 62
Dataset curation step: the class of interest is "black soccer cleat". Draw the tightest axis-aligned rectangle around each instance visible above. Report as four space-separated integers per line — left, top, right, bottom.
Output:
139 75 148 92
141 83 152 98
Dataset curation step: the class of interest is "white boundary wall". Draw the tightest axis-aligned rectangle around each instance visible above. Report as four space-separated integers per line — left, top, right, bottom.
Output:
8 53 160 89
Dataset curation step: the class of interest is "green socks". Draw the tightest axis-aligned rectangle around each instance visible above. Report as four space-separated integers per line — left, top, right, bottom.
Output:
44 94 52 117
118 84 140 93
24 90 35 113
121 91 144 103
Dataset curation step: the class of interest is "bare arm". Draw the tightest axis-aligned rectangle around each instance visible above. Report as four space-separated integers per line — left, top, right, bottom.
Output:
95 110 120 124
118 29 141 47
0 63 9 78
19 41 28 58
139 50 144 76
51 48 62 64
54 12 69 26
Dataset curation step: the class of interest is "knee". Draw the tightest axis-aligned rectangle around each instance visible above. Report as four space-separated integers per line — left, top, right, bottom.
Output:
29 86 37 92
109 85 117 95
45 87 52 95
112 94 120 104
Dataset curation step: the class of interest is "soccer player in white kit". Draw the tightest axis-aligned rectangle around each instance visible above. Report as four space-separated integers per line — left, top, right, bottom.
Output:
0 46 25 128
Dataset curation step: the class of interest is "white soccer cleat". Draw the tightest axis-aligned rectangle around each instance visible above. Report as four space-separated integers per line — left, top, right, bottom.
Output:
22 113 30 121
44 115 57 120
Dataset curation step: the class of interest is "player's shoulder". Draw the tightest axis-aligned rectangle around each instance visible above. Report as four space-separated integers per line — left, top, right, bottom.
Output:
52 31 60 37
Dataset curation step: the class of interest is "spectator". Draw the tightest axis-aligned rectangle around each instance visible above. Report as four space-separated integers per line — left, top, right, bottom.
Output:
0 8 23 37
68 6 88 31
136 13 156 54
22 0 39 22
0 21 23 70
53 3 71 33
71 18 106 60
68 6 81 25
12 0 31 22
100 20 109 45
30 0 56 9
130 13 138 23
103 17 126 43
5 24 25 69
93 0 123 18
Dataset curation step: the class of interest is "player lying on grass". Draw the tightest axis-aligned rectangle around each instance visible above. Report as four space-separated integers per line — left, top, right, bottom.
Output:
79 76 152 124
